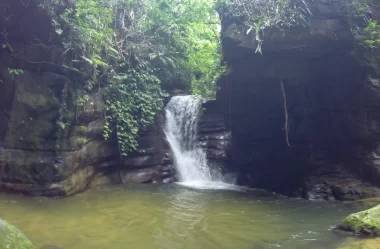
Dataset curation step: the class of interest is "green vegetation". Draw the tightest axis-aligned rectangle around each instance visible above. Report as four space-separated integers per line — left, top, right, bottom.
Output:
75 136 90 146
338 204 380 235
7 68 24 76
342 0 380 48
217 0 379 52
0 219 34 249
33 0 380 156
364 20 380 48
217 0 313 54
38 0 223 155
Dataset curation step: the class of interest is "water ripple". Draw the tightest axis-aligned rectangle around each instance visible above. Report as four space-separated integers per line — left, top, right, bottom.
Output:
0 185 362 249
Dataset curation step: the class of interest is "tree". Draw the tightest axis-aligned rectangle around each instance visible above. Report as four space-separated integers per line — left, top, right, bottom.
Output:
40 0 224 155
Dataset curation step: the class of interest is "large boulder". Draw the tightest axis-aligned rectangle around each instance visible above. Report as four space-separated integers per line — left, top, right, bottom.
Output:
338 205 380 236
0 219 34 249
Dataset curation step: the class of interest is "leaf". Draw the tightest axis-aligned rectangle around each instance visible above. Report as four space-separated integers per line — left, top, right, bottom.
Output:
107 47 119 55
55 28 63 35
81 56 94 65
5 42 13 52
247 26 253 34
57 121 66 129
93 58 109 67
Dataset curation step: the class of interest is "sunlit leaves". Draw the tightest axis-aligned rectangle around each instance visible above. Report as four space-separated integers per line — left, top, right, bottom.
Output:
364 20 380 48
217 0 314 53
42 0 223 155
105 69 165 154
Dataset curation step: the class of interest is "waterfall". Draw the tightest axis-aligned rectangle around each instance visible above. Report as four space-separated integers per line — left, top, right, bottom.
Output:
164 95 212 182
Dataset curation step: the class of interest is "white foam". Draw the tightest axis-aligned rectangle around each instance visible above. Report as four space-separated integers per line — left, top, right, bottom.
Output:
176 181 241 191
165 95 237 189
164 96 217 182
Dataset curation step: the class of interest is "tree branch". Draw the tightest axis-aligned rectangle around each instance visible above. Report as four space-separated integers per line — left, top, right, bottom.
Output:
281 80 291 147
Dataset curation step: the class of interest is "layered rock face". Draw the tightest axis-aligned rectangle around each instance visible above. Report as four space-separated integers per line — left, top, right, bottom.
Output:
0 0 174 196
198 100 232 175
118 113 175 185
216 1 380 200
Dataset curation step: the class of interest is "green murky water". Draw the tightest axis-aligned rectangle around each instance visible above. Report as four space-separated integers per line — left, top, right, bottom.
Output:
0 184 376 249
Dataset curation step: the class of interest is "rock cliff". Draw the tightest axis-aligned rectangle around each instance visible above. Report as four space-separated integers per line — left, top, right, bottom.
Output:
215 0 380 200
0 0 174 196
198 100 232 178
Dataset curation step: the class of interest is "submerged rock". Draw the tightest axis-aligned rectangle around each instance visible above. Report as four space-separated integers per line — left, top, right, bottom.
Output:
337 205 380 236
0 219 34 249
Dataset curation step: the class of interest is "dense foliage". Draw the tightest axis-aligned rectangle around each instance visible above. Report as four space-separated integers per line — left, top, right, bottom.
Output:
343 0 380 48
217 0 312 54
363 20 380 48
39 0 223 155
216 0 380 53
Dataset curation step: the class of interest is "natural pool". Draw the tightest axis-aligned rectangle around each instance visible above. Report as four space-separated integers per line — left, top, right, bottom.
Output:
0 184 377 249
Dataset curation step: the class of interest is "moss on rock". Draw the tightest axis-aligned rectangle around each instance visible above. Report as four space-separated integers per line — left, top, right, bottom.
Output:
338 205 380 236
0 219 34 249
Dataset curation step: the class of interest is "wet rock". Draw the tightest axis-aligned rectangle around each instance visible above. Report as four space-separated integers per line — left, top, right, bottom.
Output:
163 177 175 184
119 162 175 184
330 186 373 201
306 184 335 201
337 205 380 236
198 100 231 173
120 112 174 183
162 165 173 171
302 165 380 201
0 63 119 196
120 167 160 184
163 154 172 164
0 219 34 249
122 155 162 168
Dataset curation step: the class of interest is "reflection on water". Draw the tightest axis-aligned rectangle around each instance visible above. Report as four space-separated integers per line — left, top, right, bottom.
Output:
0 184 376 249
176 181 241 190
158 189 207 249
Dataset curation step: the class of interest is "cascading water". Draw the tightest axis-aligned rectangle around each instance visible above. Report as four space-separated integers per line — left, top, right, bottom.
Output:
164 95 237 189
164 95 212 182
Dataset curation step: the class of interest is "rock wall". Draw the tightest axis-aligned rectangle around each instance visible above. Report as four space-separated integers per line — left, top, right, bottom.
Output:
0 0 174 196
198 100 232 176
216 1 380 200
0 68 118 196
117 113 175 185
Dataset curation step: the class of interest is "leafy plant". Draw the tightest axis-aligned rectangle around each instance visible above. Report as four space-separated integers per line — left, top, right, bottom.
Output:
104 68 167 155
217 0 380 53
363 20 380 48
7 68 24 76
39 0 223 155
217 0 313 54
